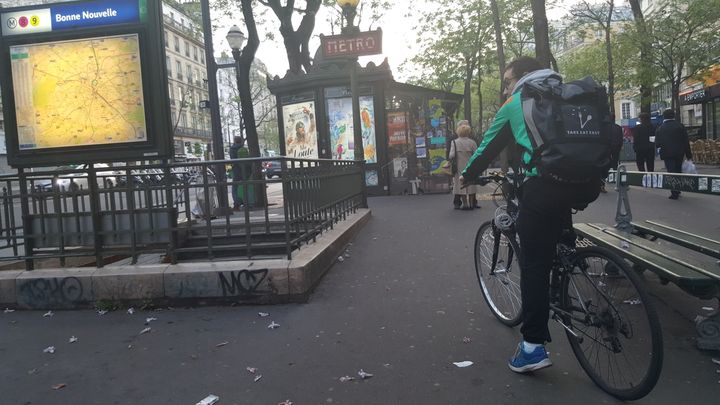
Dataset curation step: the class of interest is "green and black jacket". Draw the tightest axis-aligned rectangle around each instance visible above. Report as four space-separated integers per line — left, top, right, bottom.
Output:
462 69 560 179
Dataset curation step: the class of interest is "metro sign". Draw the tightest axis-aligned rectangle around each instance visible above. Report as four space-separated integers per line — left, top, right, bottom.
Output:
321 29 382 59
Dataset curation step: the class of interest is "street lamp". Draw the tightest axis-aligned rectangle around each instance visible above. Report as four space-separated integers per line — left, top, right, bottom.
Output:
226 25 266 207
336 0 360 33
226 25 246 54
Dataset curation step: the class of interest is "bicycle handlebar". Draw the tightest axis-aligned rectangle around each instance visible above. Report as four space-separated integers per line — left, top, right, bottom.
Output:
463 171 520 187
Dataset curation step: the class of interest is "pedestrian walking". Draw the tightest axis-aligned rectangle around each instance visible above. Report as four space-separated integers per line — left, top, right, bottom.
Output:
601 115 624 193
656 109 692 199
449 120 478 210
632 112 656 172
229 136 251 210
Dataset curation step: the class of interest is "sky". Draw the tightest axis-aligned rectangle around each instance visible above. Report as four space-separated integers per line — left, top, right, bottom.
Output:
210 1 575 82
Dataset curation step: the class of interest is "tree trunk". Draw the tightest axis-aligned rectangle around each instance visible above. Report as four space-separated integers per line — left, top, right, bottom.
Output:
489 0 506 101
530 0 553 68
490 0 509 172
464 58 474 121
477 74 483 134
238 0 264 205
628 0 652 114
605 1 615 115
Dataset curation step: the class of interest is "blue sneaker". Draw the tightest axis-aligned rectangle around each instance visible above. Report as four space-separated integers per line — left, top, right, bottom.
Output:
508 342 552 373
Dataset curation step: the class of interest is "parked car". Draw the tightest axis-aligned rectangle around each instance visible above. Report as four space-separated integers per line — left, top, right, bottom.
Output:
33 163 118 191
262 160 282 179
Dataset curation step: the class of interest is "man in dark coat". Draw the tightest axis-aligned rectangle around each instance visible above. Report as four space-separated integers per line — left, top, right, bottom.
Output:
601 115 624 192
632 112 655 172
656 109 692 199
229 136 251 209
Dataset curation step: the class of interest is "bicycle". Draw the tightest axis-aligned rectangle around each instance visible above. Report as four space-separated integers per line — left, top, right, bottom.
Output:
471 172 663 401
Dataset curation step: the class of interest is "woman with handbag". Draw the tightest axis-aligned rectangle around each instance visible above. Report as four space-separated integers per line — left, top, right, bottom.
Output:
449 121 478 210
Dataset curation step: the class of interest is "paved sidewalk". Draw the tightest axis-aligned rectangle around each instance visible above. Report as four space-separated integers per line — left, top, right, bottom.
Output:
1 181 720 404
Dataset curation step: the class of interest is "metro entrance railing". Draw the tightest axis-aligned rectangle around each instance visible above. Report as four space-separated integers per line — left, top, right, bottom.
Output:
0 157 366 270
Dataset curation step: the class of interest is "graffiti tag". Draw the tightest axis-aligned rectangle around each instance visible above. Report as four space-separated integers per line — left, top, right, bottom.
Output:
218 269 269 296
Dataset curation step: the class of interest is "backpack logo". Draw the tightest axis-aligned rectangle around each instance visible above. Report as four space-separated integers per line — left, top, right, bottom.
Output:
579 110 592 129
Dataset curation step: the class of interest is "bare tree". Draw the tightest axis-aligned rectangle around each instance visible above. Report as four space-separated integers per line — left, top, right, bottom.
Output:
570 0 618 114
627 0 651 114
258 0 322 74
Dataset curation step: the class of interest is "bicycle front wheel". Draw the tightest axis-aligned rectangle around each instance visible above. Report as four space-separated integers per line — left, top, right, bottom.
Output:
474 220 523 326
561 246 663 400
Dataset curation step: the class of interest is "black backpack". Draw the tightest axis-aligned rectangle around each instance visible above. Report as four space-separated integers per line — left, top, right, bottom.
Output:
521 76 612 183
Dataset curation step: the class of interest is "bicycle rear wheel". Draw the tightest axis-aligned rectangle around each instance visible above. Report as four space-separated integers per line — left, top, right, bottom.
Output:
474 220 522 326
560 246 663 400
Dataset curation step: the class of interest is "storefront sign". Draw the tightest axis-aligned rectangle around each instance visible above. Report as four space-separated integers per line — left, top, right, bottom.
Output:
321 29 382 59
680 88 707 105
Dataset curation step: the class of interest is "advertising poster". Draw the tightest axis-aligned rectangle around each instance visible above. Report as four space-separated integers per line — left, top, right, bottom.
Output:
365 170 379 186
283 101 318 159
393 157 408 178
415 137 426 148
327 97 354 160
359 96 377 163
387 112 407 146
11 34 147 150
416 147 427 158
429 148 449 175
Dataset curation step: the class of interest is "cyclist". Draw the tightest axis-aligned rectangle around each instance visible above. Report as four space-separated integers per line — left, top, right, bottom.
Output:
460 56 602 373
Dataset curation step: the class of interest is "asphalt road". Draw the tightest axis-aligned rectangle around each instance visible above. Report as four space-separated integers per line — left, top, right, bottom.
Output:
1 179 720 404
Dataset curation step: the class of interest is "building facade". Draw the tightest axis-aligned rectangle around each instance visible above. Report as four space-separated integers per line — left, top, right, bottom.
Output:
162 1 212 158
216 55 278 156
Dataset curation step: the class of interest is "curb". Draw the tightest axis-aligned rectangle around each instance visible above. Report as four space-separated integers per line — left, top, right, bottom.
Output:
0 209 372 310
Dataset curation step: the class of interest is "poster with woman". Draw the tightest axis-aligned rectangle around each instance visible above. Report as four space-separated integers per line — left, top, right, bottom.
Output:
283 101 318 159
327 98 354 160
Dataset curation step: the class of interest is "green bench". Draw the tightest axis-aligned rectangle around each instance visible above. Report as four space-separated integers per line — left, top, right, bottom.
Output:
574 166 720 351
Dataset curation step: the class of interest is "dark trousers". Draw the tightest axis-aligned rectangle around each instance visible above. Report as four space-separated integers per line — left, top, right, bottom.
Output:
517 177 601 344
635 149 655 172
664 158 683 197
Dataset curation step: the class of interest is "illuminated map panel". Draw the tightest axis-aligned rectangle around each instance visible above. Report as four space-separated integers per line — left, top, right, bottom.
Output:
10 33 147 150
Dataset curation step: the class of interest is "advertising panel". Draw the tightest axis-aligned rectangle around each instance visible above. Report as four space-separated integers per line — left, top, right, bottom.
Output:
11 34 147 150
359 96 377 164
387 112 407 146
283 101 318 159
0 0 169 167
327 97 354 160
326 96 377 163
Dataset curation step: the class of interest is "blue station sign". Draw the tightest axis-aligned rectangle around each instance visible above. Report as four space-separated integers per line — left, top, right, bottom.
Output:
1 0 146 37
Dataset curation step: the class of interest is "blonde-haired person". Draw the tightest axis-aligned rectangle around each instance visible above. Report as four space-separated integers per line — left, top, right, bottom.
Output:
449 120 478 210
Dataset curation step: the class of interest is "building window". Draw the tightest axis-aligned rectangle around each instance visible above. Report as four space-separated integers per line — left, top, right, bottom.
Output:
185 41 190 57
174 36 179 52
200 52 205 65
164 31 168 48
176 60 182 79
193 46 198 61
166 56 171 75
187 64 193 83
621 102 631 120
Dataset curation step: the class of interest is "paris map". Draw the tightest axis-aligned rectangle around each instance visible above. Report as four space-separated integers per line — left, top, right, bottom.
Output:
10 34 147 150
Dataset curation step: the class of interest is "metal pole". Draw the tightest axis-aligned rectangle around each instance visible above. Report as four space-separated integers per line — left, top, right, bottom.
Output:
200 0 231 214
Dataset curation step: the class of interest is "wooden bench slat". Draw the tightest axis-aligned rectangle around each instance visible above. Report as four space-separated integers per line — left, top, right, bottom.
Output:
632 220 720 259
593 224 720 281
574 223 715 285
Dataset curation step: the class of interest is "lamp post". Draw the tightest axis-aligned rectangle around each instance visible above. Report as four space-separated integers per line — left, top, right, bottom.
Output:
336 0 364 164
200 0 231 214
226 25 266 207
226 24 247 144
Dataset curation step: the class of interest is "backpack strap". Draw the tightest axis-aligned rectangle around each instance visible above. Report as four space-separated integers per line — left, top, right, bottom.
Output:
522 97 545 148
